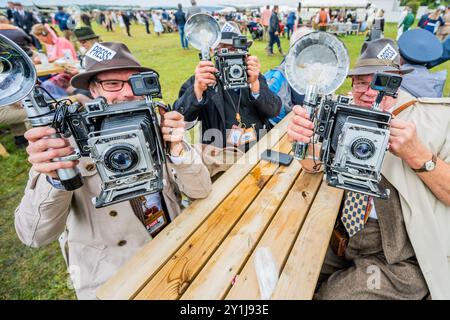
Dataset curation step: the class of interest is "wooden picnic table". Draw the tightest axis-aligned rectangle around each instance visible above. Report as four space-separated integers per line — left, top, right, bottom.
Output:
97 113 344 300
35 63 66 77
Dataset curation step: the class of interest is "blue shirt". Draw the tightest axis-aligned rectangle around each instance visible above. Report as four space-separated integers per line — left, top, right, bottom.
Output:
54 11 70 31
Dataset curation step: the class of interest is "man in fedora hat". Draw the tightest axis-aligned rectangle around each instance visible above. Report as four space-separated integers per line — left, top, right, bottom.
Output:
288 38 450 299
14 42 212 299
398 28 447 98
174 21 281 152
74 26 100 52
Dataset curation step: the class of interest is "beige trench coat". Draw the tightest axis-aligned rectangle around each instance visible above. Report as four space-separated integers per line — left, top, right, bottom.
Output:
14 145 212 299
382 90 450 299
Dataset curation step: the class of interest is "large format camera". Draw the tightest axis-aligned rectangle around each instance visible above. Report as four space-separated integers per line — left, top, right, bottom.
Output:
316 73 402 199
214 35 250 90
60 72 166 208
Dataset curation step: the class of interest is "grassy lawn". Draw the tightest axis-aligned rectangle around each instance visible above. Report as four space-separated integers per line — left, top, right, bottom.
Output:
0 22 448 300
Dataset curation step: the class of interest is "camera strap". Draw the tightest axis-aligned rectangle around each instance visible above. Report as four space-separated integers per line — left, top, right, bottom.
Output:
392 99 417 116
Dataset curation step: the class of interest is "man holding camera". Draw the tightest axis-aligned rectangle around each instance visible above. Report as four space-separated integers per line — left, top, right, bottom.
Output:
174 23 281 151
14 42 212 299
288 39 450 299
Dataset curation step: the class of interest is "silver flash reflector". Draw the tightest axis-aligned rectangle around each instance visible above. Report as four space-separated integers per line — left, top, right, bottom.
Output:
285 32 349 96
185 13 221 54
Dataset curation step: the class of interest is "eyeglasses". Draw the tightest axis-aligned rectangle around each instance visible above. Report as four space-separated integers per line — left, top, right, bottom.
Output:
352 82 371 93
94 79 129 92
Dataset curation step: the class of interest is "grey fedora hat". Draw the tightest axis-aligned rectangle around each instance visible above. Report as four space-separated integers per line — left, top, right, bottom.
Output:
348 38 413 76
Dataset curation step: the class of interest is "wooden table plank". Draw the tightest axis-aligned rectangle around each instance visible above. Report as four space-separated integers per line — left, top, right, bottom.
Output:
96 113 293 300
134 137 292 300
225 171 323 300
180 154 302 300
271 184 344 300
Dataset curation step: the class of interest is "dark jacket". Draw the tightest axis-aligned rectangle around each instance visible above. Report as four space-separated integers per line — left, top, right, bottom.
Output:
173 74 282 148
174 10 187 26
0 26 33 57
269 12 280 33
12 10 35 34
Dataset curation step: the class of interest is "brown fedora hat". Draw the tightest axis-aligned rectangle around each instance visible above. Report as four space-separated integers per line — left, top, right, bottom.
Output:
71 42 157 90
348 38 413 76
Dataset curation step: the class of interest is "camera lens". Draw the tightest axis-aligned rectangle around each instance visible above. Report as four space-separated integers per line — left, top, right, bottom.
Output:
104 144 138 173
351 138 375 160
229 65 243 79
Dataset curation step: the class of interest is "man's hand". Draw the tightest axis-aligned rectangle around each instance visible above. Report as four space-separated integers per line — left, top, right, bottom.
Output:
246 55 261 93
64 65 79 76
159 108 186 157
25 127 78 179
194 60 218 101
287 105 315 144
389 118 432 169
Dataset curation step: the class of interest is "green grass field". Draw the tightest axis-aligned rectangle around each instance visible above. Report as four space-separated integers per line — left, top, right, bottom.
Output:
0 22 449 300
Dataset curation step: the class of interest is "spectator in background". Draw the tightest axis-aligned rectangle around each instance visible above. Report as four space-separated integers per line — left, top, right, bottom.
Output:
54 6 73 41
74 26 100 53
186 0 201 20
437 6 450 40
162 9 169 21
397 6 409 40
398 6 415 40
141 11 151 35
261 5 271 42
286 11 296 40
421 8 445 35
80 12 92 27
120 11 131 37
152 11 164 37
31 23 76 62
105 11 114 32
369 9 385 41
175 3 188 49
315 7 330 32
0 15 33 57
6 2 15 22
268 5 283 56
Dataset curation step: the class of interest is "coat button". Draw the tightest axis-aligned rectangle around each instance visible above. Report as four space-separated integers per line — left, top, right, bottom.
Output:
109 210 118 217
118 240 127 247
85 163 95 171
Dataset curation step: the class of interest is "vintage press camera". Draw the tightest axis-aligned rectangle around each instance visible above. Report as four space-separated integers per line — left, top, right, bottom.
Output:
60 71 166 208
316 73 402 199
214 35 250 90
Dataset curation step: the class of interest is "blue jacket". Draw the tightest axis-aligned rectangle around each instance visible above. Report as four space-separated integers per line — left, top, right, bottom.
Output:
287 12 296 26
401 64 447 98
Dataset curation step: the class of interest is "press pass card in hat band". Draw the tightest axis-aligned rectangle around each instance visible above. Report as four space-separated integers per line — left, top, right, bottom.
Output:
85 43 117 62
227 125 244 146
377 44 398 61
144 206 169 238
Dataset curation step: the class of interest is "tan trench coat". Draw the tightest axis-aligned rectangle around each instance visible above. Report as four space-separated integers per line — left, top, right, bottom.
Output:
382 90 450 299
14 145 212 299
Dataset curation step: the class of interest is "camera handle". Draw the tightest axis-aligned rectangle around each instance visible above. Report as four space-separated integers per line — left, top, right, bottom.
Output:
293 85 319 160
372 90 398 111
21 88 83 191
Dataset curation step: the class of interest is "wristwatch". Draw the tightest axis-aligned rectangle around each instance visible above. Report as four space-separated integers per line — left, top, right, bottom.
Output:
413 154 437 173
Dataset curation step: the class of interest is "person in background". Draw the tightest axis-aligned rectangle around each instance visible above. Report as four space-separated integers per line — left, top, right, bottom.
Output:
120 11 131 37
54 6 73 42
80 12 92 27
398 6 415 40
31 23 76 62
186 0 201 20
105 11 114 32
397 6 408 40
261 5 271 42
286 11 296 40
369 9 385 41
315 7 330 32
6 1 15 22
398 28 446 98
0 14 33 57
74 26 100 54
141 11 151 35
152 11 164 37
437 6 450 41
427 36 450 69
174 3 188 49
421 8 445 35
268 5 283 56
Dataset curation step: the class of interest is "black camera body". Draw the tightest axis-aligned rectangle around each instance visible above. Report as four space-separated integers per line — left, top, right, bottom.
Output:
314 73 402 199
214 35 250 90
60 72 166 208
